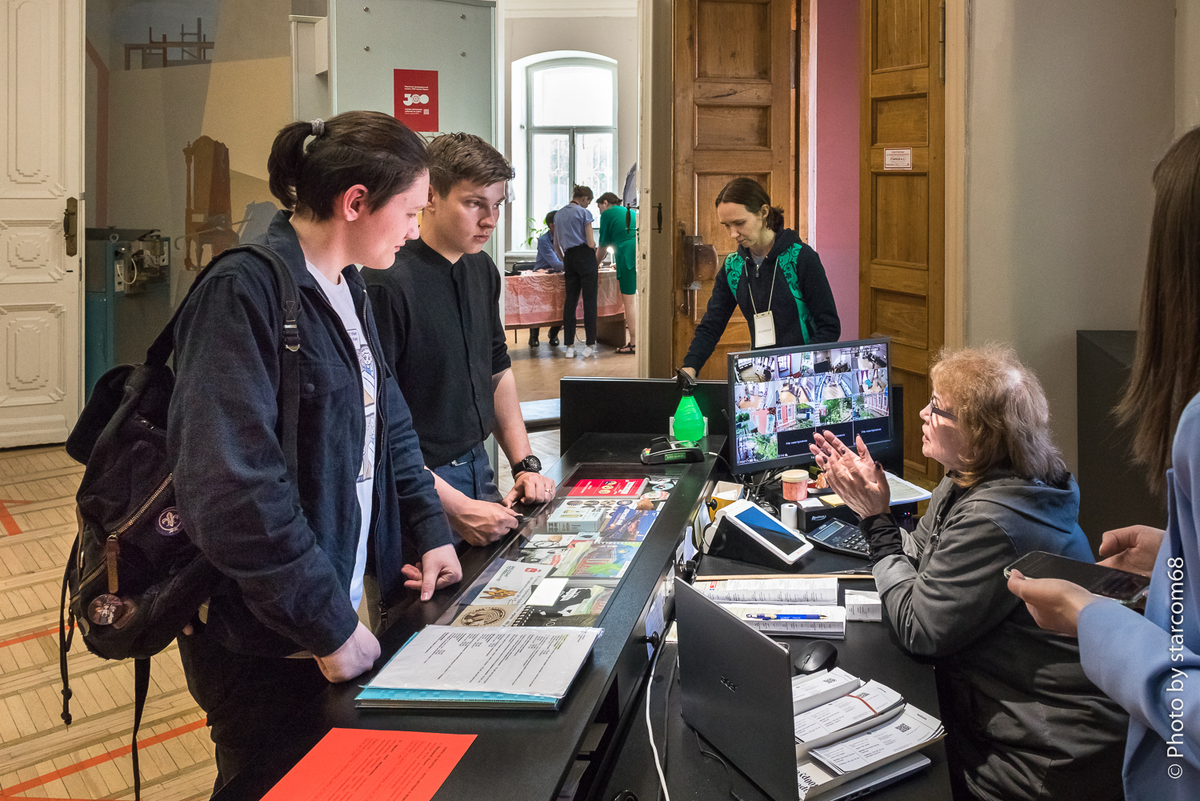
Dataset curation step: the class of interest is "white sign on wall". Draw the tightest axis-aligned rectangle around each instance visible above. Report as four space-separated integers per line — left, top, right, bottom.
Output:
883 148 913 171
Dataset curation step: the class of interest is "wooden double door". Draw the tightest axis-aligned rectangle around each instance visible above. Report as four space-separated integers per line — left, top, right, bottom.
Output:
669 0 944 483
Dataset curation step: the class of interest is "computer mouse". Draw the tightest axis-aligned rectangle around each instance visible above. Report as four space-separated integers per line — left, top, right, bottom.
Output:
794 640 838 675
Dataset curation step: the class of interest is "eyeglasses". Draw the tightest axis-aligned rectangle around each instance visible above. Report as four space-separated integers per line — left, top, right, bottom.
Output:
929 396 958 422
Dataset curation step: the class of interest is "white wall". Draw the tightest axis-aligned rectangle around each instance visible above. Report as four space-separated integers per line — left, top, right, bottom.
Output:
504 11 638 253
964 0 1175 471
1179 0 1200 135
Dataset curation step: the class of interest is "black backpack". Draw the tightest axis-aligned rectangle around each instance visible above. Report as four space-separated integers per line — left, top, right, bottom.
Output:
58 244 302 799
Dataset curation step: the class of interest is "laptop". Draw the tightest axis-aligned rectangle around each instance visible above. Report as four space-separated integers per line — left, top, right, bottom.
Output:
674 579 930 801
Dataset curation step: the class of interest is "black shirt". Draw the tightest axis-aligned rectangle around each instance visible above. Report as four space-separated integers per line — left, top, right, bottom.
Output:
363 238 511 468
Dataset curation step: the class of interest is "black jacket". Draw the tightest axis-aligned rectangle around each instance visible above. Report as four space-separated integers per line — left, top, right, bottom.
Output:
873 473 1128 801
168 211 453 658
683 229 840 372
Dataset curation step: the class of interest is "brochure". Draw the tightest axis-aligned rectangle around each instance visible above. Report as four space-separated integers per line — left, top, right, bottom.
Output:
357 626 603 710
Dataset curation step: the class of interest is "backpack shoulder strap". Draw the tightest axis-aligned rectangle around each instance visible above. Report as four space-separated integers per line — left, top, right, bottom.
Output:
145 244 303 481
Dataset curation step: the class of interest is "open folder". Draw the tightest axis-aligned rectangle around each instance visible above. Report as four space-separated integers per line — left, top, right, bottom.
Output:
356 626 602 710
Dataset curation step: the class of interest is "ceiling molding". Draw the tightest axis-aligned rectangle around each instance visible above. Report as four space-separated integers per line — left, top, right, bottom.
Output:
505 0 637 19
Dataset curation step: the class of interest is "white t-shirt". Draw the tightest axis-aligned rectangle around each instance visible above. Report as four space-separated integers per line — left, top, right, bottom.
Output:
306 262 376 612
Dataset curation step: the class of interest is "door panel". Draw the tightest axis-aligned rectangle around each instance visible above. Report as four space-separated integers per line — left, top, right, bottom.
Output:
673 0 793 380
860 0 944 482
0 0 84 446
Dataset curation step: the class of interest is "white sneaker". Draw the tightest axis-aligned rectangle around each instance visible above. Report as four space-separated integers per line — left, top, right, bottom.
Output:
580 345 595 358
565 346 576 358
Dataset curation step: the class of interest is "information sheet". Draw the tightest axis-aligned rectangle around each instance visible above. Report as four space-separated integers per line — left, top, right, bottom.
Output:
263 728 474 801
367 626 603 698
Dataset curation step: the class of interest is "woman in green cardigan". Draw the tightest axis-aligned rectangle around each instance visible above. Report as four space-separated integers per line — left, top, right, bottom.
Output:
596 192 638 354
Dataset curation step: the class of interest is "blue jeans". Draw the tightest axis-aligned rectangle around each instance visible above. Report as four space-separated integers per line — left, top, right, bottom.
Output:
433 442 501 544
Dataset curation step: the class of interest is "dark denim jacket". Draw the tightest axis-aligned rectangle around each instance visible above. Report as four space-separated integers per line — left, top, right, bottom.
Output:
168 211 452 658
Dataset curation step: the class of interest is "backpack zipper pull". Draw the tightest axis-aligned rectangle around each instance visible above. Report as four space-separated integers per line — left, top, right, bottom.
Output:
105 534 120 595
87 535 125 627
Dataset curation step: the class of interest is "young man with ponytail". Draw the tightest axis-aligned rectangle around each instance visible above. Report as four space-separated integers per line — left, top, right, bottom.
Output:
169 112 461 791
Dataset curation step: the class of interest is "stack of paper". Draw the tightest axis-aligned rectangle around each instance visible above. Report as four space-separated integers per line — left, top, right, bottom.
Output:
793 681 905 756
791 668 862 715
796 706 945 800
696 577 838 605
356 626 603 710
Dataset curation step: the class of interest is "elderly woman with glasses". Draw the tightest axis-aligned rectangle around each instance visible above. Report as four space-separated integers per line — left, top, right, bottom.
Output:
809 345 1127 801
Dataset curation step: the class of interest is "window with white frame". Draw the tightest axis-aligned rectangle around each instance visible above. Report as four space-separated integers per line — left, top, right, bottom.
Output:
512 52 617 250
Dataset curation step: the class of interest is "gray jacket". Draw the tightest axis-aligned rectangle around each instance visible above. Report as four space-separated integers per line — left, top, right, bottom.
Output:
874 472 1128 801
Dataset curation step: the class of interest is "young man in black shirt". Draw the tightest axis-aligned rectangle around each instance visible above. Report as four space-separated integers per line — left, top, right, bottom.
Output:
364 133 556 546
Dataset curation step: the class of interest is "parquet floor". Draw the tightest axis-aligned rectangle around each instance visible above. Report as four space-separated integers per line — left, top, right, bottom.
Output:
0 340 634 799
0 446 216 801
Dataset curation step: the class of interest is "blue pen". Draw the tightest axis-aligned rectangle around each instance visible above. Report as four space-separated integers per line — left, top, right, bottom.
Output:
747 613 827 620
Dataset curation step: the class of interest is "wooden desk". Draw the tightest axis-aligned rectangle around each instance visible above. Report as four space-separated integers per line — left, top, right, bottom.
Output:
212 434 723 801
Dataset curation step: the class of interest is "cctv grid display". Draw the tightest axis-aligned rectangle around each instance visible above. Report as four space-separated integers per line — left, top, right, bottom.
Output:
727 337 892 475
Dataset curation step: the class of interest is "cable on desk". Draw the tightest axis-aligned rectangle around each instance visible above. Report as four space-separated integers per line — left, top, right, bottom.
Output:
704 451 732 473
693 729 746 801
657 651 677 801
646 636 671 801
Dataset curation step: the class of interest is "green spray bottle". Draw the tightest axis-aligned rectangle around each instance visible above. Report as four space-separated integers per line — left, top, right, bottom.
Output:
672 368 706 443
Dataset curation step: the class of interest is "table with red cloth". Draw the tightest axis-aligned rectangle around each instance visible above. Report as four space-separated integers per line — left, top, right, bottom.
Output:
503 268 626 345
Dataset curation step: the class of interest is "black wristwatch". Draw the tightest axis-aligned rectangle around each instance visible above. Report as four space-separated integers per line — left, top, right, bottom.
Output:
512 454 542 479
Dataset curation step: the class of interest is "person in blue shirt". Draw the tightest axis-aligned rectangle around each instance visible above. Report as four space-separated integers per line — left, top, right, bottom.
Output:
553 185 599 358
528 210 562 347
1010 127 1200 801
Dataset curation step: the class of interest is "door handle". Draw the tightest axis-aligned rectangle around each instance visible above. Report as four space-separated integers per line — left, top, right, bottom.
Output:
63 197 78 256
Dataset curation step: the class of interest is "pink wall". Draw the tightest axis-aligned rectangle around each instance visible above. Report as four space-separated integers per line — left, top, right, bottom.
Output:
813 0 861 339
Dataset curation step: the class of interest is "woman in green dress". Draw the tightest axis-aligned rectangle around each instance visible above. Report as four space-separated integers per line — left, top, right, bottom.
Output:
596 192 638 354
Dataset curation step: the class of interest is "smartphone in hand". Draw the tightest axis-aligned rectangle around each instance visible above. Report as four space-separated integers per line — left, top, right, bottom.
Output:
1004 551 1151 604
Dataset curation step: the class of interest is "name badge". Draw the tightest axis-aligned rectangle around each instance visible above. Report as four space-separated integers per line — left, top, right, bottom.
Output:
753 311 776 348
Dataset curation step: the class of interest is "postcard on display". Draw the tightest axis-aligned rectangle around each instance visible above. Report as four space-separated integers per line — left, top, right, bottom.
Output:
599 506 659 542
568 478 649 498
510 580 615 628
556 541 640 579
523 532 601 550
515 548 577 569
546 504 608 533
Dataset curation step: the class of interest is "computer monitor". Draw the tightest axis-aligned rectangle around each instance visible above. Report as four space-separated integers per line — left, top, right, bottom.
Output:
726 337 893 476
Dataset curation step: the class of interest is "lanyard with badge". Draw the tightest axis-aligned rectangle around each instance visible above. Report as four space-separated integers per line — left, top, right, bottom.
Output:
748 256 777 348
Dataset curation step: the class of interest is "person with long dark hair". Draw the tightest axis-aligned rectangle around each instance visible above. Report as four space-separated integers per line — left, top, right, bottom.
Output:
555 184 600 357
596 191 638 353
681 177 840 377
1009 128 1200 801
169 111 461 792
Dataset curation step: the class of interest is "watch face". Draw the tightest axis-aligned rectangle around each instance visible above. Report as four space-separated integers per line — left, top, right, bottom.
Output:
514 455 541 477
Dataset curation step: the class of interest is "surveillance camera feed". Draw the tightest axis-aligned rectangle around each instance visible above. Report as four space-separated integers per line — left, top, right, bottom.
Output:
727 338 891 475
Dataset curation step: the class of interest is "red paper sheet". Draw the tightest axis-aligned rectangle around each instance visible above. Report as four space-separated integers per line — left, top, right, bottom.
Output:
263 728 476 801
